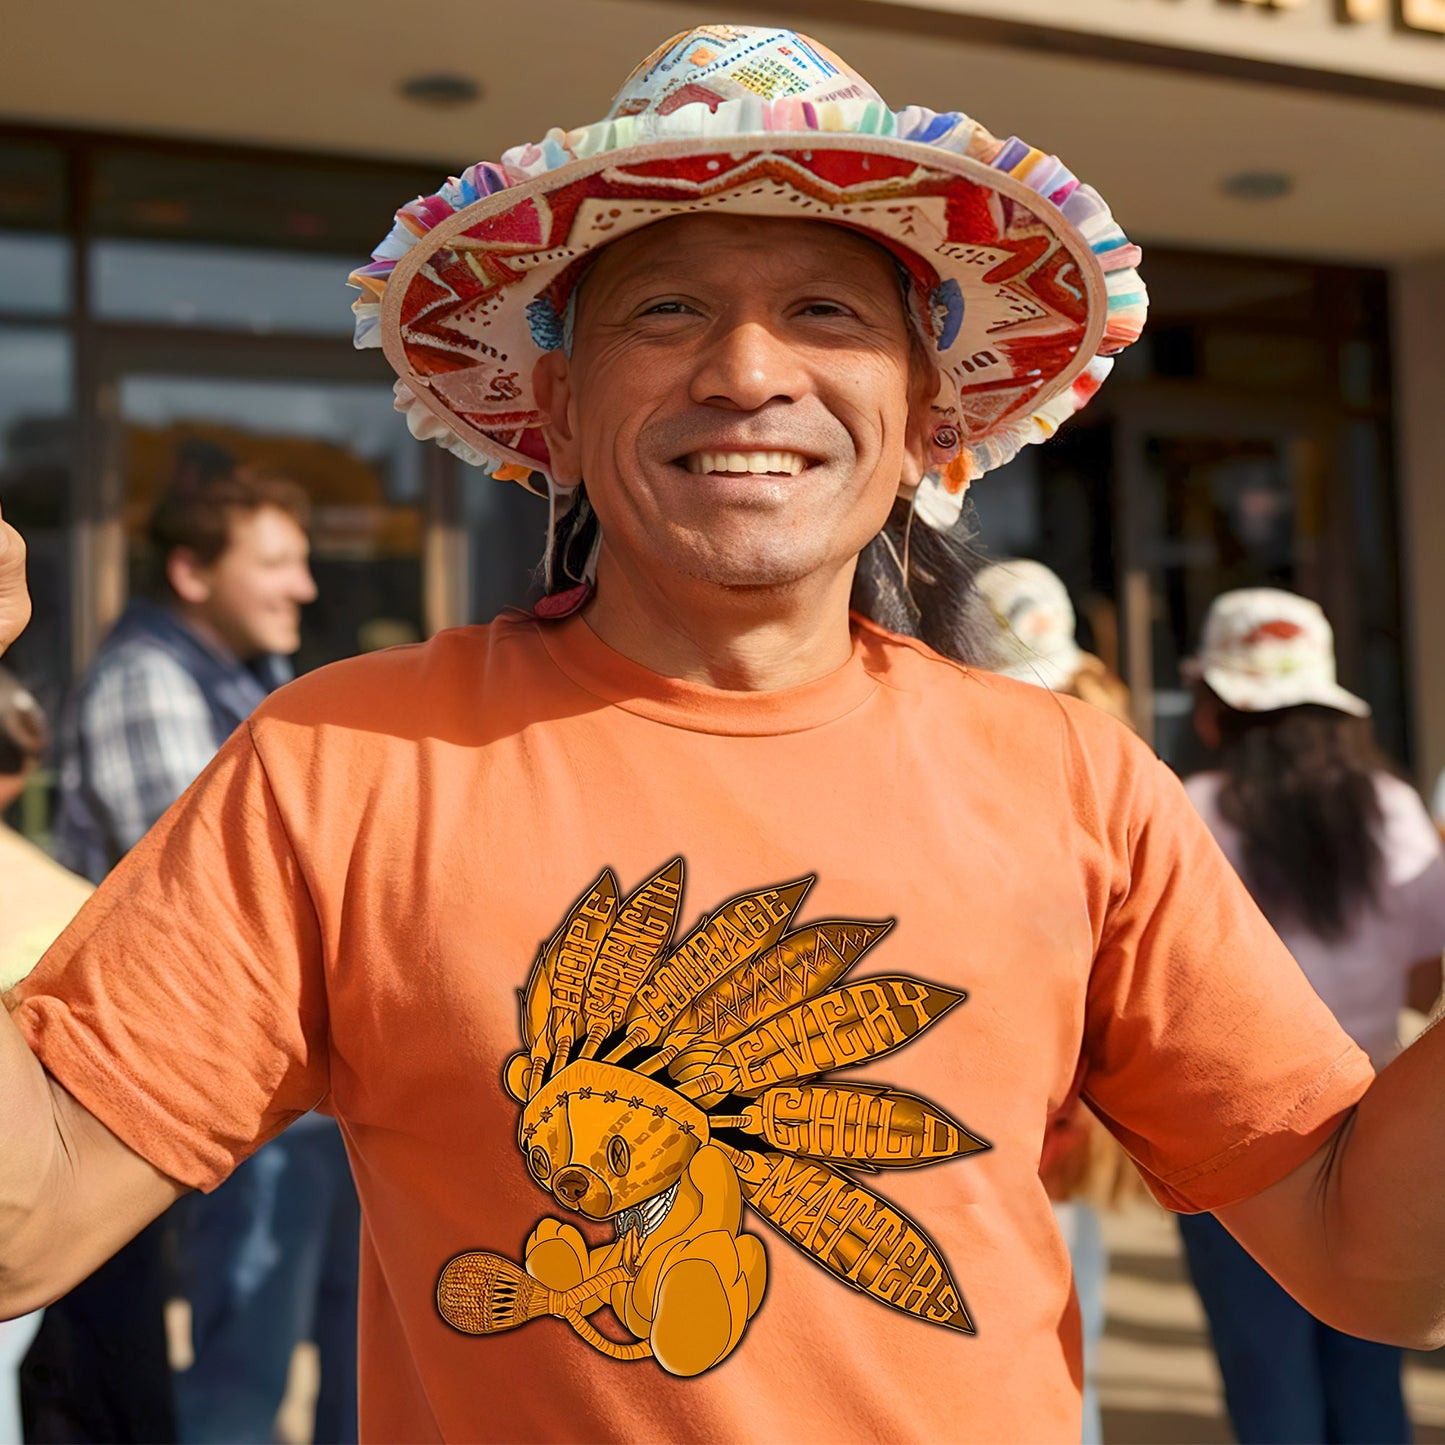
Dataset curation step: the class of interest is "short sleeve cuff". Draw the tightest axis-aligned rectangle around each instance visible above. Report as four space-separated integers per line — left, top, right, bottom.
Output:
1138 1045 1375 1214
14 992 250 1192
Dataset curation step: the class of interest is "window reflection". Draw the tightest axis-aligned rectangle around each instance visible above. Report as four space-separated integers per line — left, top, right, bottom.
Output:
0 235 69 315
0 140 70 318
0 327 73 723
0 141 66 229
92 240 357 334
91 147 436 256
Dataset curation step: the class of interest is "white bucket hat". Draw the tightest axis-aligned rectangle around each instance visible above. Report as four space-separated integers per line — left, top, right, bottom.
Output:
1188 588 1370 718
964 559 1083 691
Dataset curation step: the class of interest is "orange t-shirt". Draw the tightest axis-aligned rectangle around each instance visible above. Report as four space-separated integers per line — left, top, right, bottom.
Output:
13 611 1373 1443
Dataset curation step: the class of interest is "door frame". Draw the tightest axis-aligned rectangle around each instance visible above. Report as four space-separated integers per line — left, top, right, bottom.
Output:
1106 382 1344 745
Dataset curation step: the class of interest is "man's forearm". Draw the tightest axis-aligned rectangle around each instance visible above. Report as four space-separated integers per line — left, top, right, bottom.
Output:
0 1000 185 1319
0 1001 66 1315
1324 1016 1445 1344
1220 1018 1445 1348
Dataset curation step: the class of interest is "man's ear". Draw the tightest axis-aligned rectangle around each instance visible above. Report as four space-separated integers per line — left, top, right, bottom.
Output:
899 358 941 492
166 547 212 605
532 351 582 488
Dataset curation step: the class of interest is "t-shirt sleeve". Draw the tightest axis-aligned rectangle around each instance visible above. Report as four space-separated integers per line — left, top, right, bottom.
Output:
1081 743 1375 1213
10 719 329 1192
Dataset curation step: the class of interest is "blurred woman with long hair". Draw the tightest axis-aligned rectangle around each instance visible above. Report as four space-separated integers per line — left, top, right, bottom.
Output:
1181 588 1445 1445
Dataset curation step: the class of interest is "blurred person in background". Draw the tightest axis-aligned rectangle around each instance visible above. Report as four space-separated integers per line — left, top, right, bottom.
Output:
53 440 311 882
23 446 359 1445
1180 587 1445 1445
963 557 1132 726
0 670 92 994
964 557 1143 1445
0 670 92 1445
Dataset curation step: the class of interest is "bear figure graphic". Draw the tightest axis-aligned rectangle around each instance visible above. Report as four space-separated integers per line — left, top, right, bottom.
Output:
436 859 989 1376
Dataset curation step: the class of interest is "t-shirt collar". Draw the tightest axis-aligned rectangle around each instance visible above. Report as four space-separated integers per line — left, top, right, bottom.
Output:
534 610 880 736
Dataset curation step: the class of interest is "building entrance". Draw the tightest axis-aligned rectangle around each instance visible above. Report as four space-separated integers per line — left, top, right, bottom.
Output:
969 248 1402 769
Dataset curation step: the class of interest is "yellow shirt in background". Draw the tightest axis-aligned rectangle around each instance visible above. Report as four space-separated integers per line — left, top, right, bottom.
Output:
0 825 92 991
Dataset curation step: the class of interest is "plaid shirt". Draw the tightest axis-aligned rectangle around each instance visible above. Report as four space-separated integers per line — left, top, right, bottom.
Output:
56 600 288 884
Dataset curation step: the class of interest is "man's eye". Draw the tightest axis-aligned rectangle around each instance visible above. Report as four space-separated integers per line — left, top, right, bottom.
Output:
639 300 695 317
796 301 855 319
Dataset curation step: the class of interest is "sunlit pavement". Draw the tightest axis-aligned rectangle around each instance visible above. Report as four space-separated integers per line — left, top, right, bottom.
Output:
1100 1201 1445 1443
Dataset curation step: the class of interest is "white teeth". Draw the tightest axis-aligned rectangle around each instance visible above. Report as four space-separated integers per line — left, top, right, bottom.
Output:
683 450 808 476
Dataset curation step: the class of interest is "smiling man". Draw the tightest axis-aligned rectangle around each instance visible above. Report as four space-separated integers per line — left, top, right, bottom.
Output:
531 213 936 685
3 25 1445 1445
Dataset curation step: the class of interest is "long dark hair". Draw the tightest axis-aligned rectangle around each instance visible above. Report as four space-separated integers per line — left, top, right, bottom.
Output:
543 487 988 666
849 497 988 664
1210 694 1386 941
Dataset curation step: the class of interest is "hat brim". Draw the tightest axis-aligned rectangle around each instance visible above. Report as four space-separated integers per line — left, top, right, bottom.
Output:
369 126 1137 491
1199 663 1372 719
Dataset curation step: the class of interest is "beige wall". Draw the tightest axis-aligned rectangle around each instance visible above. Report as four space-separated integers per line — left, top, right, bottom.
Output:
1394 256 1445 795
859 0 1445 87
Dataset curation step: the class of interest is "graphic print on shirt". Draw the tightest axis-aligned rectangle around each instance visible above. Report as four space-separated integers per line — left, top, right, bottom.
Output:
435 858 989 1376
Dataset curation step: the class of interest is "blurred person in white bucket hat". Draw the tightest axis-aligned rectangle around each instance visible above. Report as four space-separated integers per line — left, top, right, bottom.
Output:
6 25 1445 1445
965 557 1132 724
1187 586 1370 719
1180 586 1445 1443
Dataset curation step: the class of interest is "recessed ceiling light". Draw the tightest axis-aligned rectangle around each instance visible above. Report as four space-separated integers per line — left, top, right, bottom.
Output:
399 73 483 107
1220 170 1294 201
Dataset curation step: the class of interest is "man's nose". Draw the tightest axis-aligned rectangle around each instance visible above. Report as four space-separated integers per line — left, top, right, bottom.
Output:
689 320 809 411
294 566 318 604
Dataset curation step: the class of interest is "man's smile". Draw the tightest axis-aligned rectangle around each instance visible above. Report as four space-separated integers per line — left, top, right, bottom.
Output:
679 450 814 478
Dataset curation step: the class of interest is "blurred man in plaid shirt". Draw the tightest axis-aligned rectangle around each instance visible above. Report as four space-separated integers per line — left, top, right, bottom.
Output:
21 447 357 1445
55 443 312 885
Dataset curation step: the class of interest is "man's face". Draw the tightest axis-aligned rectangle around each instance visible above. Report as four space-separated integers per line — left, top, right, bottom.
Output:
536 215 935 593
185 505 316 658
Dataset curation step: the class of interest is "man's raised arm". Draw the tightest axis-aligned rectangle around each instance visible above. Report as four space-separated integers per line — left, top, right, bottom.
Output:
1218 1018 1445 1348
0 503 30 658
0 1003 185 1318
0 504 185 1313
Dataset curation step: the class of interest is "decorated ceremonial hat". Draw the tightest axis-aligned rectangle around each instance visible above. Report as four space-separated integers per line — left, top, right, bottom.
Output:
1188 588 1370 718
349 24 1146 531
964 558 1084 691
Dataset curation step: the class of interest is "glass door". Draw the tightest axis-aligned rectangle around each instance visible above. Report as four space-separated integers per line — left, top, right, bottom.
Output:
1113 398 1351 769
